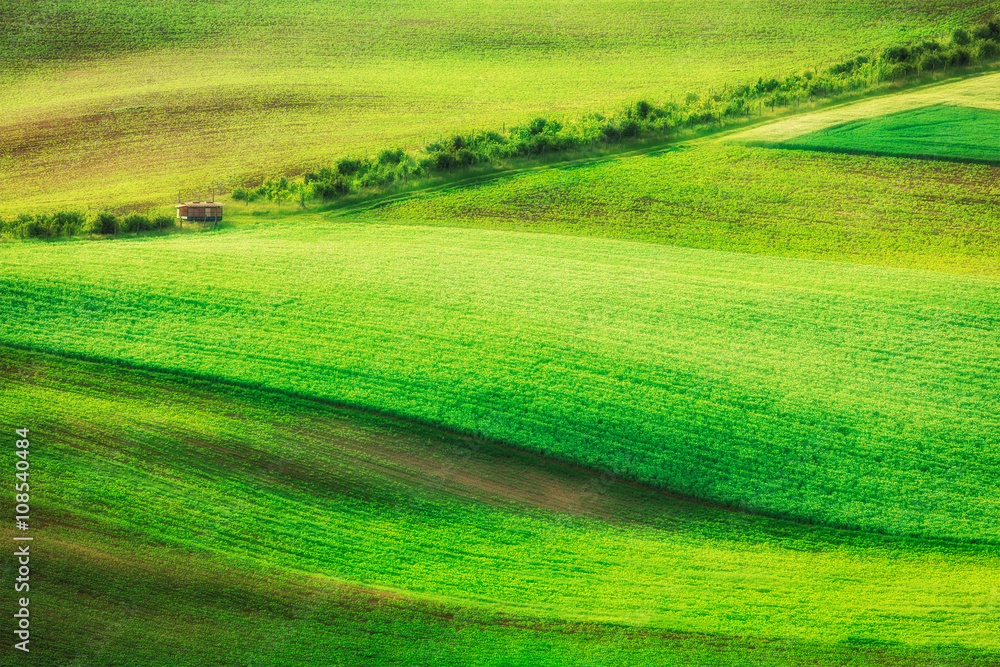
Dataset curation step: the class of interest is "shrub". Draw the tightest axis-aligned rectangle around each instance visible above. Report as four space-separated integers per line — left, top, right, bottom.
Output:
231 186 250 202
315 177 350 200
246 185 266 202
92 213 118 235
891 62 915 79
49 211 86 237
358 170 389 188
526 117 549 135
153 215 174 231
618 119 641 138
632 100 653 120
988 20 1000 40
761 77 780 92
973 24 993 41
952 28 971 46
921 51 945 71
949 47 971 66
336 158 364 176
475 130 506 146
121 213 150 233
432 151 457 171
455 148 477 166
883 45 909 62
376 148 405 166
979 40 1000 61
829 59 856 75
16 214 41 238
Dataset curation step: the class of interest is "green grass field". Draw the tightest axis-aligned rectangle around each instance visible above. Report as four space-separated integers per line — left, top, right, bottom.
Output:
2 0 997 215
356 144 1000 276
772 103 1000 162
3 347 999 665
6 2 1000 665
1 221 998 546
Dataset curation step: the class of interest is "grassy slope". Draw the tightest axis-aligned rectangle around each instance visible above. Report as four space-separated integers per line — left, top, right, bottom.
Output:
356 140 1000 275
3 347 998 665
774 103 1000 162
2 0 997 214
0 221 998 544
354 73 1000 276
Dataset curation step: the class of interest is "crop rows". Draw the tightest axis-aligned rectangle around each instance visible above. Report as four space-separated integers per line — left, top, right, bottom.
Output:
0 223 997 544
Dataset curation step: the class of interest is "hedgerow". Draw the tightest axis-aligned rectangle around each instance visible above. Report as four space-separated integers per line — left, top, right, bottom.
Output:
0 210 176 240
300 19 1000 204
0 211 87 239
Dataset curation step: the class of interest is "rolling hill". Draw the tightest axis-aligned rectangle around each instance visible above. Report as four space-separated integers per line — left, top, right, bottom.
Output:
2 0 998 214
4 2 1000 665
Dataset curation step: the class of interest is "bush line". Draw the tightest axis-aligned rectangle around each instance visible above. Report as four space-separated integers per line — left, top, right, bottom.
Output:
232 21 1000 208
0 210 177 240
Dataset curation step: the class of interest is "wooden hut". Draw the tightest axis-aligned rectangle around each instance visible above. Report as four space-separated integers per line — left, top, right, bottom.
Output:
175 202 223 223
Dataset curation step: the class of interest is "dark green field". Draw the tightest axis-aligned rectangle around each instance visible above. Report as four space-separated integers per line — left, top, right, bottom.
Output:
3 220 1000 544
774 103 1000 162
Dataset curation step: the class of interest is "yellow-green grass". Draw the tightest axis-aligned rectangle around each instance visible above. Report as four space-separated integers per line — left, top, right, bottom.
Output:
2 0 997 215
1 222 998 545
3 347 999 665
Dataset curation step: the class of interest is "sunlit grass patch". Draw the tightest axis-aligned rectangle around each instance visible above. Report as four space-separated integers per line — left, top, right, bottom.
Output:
1 223 998 543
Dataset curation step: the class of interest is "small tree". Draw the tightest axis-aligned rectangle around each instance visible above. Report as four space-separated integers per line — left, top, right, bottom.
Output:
271 186 290 209
949 47 972 67
17 214 38 239
290 181 311 208
50 211 85 237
